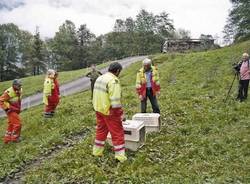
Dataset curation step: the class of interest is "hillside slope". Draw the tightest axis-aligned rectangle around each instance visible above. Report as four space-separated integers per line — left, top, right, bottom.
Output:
0 41 250 183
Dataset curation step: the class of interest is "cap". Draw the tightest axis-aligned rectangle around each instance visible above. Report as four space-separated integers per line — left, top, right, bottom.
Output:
12 79 22 86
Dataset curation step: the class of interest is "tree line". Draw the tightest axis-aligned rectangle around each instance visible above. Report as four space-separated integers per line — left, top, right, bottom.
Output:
0 9 205 81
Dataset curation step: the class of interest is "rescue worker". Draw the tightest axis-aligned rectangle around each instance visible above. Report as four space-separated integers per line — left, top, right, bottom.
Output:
92 62 127 162
136 58 160 113
86 64 102 99
43 69 60 118
0 79 22 144
236 53 250 102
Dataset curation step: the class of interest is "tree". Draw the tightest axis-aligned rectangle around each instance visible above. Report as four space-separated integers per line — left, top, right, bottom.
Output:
155 12 174 38
135 9 156 33
0 23 25 81
113 19 125 32
77 24 96 68
51 20 78 70
30 27 46 75
223 0 250 42
124 17 135 32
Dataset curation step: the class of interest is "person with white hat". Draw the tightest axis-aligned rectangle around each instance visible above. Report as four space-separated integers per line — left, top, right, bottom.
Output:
136 58 160 113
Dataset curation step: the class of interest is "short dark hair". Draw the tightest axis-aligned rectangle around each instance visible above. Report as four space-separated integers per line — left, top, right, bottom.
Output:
108 62 122 73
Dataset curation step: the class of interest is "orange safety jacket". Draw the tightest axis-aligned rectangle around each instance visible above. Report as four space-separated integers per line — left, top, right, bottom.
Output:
0 87 22 114
136 66 160 98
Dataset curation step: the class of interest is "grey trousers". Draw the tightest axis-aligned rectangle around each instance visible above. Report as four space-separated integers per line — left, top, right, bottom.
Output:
141 88 160 113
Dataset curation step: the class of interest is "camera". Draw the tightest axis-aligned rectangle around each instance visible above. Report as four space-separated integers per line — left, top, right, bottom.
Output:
232 63 240 72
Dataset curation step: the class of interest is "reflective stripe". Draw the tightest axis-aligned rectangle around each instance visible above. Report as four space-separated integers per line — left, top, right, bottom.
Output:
95 140 105 145
114 148 125 153
110 97 120 101
155 81 160 85
5 131 11 136
114 144 125 149
95 80 108 86
94 86 107 93
95 143 104 147
111 104 122 108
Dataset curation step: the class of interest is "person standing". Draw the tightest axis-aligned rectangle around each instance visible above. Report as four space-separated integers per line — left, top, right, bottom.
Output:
0 79 22 143
43 69 60 117
136 58 160 113
86 64 102 99
236 53 250 102
92 62 127 162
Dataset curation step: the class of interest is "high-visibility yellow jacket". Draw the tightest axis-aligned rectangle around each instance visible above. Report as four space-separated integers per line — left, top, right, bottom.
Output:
0 87 22 114
136 66 160 97
43 77 54 105
93 72 122 115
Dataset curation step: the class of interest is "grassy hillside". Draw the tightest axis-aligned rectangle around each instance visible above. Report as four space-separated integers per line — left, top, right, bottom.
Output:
0 41 250 183
0 62 110 97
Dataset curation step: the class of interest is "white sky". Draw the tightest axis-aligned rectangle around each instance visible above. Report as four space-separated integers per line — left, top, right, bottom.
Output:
0 0 232 43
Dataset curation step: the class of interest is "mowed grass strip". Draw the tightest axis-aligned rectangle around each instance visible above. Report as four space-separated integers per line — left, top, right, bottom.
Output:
19 41 250 183
0 62 110 97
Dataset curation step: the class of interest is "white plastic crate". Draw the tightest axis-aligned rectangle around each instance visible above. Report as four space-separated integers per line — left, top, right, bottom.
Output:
107 120 145 151
132 113 161 132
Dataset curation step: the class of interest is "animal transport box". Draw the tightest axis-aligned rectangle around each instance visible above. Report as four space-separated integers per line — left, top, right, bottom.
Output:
107 120 145 151
132 113 161 132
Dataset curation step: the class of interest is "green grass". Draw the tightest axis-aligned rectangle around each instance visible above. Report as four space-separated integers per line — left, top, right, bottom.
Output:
0 62 110 97
0 41 250 183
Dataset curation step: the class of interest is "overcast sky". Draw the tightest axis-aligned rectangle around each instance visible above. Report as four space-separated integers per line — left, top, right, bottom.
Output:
0 0 232 43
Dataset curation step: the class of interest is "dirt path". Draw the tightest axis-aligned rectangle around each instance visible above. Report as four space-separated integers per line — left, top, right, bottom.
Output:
1 128 91 184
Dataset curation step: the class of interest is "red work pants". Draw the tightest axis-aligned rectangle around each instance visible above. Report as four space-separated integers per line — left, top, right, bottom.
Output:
94 110 125 152
4 111 22 143
45 97 59 113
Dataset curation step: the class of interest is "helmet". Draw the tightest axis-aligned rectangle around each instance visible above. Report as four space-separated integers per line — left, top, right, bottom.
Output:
142 58 152 65
12 79 22 87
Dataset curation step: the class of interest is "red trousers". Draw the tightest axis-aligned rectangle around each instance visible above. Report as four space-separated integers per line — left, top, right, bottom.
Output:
4 111 22 143
95 110 125 152
45 102 58 113
45 97 59 113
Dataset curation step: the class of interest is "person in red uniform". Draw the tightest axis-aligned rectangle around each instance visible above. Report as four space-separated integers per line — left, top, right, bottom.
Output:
0 79 22 143
92 62 127 162
43 69 60 118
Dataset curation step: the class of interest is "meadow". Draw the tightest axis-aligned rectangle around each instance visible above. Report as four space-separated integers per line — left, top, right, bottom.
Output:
0 41 250 183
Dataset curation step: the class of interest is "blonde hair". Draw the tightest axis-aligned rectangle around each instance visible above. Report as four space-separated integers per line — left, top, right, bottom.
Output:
47 69 55 78
242 53 249 58
142 58 152 65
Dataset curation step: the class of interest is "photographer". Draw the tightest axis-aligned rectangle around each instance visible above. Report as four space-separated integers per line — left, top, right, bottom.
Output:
235 53 250 102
